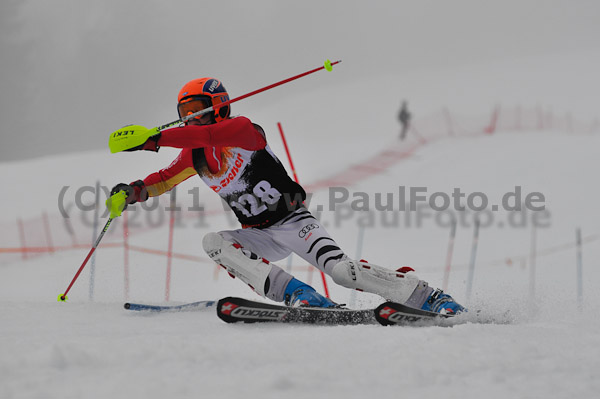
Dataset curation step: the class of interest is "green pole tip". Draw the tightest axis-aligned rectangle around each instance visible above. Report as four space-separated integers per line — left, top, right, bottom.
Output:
324 59 333 72
58 293 68 302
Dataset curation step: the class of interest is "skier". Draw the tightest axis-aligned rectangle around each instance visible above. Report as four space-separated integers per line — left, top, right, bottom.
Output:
398 101 411 140
109 78 464 314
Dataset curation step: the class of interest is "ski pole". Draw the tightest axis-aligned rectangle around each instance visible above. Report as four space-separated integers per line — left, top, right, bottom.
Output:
158 59 342 130
57 218 113 302
109 60 342 153
58 191 127 302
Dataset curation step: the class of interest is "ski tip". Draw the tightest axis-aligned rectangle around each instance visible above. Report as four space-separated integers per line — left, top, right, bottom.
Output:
124 303 131 309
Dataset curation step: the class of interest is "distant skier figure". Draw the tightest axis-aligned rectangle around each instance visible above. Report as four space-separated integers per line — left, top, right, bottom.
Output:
109 78 464 314
398 101 411 140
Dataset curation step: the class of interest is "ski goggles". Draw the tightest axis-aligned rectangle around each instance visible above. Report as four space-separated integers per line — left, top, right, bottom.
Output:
178 96 213 120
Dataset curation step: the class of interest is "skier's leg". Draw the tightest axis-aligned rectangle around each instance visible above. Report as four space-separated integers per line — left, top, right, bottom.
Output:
202 230 290 300
266 210 423 304
331 259 464 313
330 259 429 305
265 209 419 302
330 260 464 313
202 230 335 307
267 208 464 313
266 208 348 274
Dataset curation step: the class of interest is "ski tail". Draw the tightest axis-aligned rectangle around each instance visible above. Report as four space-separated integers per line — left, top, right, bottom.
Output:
124 300 216 312
217 297 289 323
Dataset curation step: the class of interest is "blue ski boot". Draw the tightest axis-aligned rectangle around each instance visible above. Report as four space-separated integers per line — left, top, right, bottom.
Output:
284 278 337 308
421 289 465 315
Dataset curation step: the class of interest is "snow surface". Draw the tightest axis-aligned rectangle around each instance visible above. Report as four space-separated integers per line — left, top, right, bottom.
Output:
2 120 600 399
2 11 600 394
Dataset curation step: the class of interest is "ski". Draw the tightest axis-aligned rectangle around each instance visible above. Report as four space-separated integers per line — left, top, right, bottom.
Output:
375 301 452 326
124 300 216 312
217 296 377 325
216 297 459 326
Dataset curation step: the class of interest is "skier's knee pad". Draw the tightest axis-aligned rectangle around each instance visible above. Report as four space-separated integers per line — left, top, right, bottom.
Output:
202 232 273 297
331 259 421 304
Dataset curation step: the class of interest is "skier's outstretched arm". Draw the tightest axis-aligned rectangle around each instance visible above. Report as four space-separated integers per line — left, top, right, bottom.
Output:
110 149 197 207
134 117 266 152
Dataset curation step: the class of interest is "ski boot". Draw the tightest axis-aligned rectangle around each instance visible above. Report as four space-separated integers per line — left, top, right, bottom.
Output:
284 278 337 308
421 289 465 315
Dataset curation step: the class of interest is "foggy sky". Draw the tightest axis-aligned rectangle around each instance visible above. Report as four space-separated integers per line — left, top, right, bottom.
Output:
1 0 599 162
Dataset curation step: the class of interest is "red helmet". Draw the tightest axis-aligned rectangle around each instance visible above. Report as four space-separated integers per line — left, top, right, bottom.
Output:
177 78 230 124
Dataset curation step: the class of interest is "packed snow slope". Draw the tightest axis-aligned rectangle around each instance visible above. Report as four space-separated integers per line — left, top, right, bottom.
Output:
2 109 600 399
3 2 600 397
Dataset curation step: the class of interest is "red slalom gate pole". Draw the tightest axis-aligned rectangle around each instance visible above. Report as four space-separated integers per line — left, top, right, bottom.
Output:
58 218 114 302
277 122 330 298
158 60 342 130
277 122 299 183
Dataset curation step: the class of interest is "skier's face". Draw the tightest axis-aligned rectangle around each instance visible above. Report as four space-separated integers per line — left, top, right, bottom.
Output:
187 115 213 126
178 97 214 126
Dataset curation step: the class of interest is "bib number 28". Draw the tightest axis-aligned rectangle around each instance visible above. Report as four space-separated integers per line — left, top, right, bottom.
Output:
229 180 282 218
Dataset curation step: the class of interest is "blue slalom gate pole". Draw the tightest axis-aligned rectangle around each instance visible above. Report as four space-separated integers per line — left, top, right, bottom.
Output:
442 219 457 291
465 218 480 301
529 224 537 301
576 227 583 311
349 226 365 308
